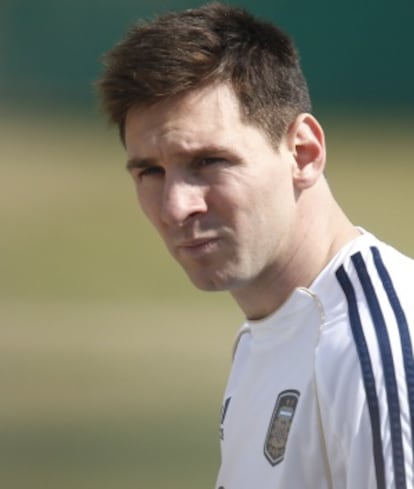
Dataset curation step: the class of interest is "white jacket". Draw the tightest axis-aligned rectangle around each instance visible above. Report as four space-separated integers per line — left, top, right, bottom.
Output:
216 231 414 489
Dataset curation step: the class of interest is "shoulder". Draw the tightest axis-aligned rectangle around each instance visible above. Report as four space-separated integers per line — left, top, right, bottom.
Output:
332 238 414 391
335 237 414 313
316 234 414 404
315 235 414 487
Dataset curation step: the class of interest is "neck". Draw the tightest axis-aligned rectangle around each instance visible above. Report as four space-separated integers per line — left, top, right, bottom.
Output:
230 179 359 320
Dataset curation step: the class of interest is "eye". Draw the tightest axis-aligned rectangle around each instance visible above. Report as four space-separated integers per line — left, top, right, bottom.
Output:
196 156 226 168
137 166 165 179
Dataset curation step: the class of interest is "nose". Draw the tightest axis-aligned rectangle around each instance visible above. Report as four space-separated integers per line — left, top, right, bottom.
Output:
160 175 208 226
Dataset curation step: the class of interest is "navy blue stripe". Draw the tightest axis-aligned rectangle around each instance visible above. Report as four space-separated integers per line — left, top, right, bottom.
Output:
336 265 386 489
352 252 407 488
371 246 414 450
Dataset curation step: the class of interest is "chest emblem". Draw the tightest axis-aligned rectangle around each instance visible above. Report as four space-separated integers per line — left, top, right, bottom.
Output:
264 389 300 466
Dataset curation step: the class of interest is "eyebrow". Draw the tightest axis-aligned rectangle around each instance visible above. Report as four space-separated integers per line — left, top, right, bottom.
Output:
125 158 155 171
125 145 234 172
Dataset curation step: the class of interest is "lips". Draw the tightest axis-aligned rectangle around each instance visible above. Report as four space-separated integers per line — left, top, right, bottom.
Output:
176 237 220 256
179 238 217 248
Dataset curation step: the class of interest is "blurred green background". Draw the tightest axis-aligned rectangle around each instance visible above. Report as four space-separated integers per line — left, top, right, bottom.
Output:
1 1 413 488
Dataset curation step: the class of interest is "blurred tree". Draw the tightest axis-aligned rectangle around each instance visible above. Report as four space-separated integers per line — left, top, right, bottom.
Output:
1 0 413 112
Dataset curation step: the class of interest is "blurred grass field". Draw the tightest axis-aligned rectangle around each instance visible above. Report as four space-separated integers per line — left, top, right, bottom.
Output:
1 110 413 488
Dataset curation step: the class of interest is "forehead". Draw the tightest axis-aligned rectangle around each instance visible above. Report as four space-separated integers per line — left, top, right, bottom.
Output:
124 84 244 146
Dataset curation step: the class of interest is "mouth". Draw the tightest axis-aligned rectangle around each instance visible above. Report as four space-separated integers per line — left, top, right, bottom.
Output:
177 237 220 257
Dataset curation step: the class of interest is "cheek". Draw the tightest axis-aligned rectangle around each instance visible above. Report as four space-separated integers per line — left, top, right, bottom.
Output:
137 189 162 228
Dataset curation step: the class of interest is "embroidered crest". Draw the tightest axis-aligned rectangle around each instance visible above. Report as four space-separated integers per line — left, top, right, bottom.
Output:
264 389 300 466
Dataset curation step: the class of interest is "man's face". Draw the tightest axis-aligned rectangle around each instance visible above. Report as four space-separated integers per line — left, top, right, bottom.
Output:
124 84 298 292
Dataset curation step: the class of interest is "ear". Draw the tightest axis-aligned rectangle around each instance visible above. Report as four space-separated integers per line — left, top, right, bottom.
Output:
285 113 326 190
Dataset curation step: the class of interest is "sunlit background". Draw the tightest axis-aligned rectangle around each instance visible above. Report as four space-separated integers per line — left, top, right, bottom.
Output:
1 1 414 487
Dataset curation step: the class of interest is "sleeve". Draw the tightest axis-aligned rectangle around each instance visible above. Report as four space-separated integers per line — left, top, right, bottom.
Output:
322 247 414 488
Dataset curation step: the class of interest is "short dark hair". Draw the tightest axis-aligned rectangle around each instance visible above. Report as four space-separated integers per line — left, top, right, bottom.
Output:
96 2 311 145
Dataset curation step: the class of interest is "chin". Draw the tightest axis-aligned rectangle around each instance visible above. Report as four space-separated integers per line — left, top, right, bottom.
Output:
188 276 229 292
186 269 246 292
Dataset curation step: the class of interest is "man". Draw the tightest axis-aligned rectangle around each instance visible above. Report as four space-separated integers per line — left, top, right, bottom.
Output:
97 3 414 487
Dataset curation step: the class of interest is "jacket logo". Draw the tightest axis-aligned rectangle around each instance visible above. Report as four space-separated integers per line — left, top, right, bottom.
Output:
264 390 300 466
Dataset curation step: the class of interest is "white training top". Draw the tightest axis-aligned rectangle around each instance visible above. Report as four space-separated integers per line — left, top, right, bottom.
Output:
215 231 414 489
